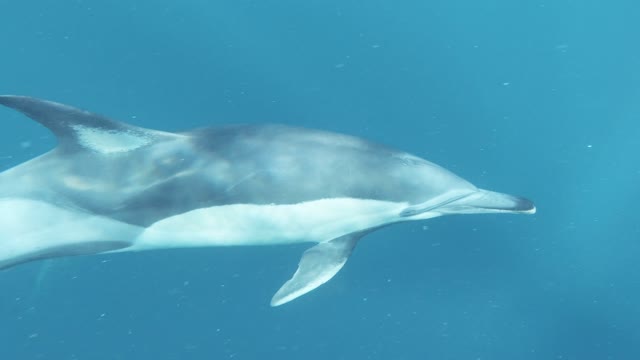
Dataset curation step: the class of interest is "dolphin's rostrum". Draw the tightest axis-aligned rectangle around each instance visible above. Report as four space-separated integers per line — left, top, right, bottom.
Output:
0 96 535 306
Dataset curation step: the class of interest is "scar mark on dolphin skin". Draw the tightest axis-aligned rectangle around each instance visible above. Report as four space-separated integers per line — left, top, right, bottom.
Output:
225 170 269 193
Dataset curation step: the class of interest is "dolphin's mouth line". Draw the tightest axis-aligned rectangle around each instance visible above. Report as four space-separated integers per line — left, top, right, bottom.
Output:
399 192 474 217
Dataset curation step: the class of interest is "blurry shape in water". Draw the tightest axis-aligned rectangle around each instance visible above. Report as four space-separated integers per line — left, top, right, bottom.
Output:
27 259 54 304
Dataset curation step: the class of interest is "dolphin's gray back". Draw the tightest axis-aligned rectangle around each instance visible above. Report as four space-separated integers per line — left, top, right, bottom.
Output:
185 124 473 203
82 123 471 226
0 95 475 227
19 124 472 227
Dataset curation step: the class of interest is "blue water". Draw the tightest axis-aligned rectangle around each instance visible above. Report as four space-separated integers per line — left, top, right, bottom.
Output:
1 0 639 359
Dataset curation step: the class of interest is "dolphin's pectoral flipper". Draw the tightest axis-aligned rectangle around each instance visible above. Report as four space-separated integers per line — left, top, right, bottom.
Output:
0 95 175 153
270 232 364 306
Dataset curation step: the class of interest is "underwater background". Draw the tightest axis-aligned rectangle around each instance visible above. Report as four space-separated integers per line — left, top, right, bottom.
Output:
0 0 638 359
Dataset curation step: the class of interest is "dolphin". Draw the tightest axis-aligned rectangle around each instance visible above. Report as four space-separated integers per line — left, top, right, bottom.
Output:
0 96 535 306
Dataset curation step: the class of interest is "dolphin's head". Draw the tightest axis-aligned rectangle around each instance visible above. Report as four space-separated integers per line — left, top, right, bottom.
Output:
384 153 535 219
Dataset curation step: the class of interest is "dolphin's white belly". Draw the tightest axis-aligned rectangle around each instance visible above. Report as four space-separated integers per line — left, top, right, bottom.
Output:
131 198 410 250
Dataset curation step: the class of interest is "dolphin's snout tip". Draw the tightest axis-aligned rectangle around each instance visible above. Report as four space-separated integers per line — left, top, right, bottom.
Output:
470 189 536 214
514 196 536 214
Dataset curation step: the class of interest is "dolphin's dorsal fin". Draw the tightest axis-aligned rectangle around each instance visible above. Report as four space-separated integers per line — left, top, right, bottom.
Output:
0 95 173 153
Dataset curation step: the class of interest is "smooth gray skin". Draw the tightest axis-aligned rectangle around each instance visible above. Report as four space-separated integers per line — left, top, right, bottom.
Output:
0 96 535 305
0 97 532 226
